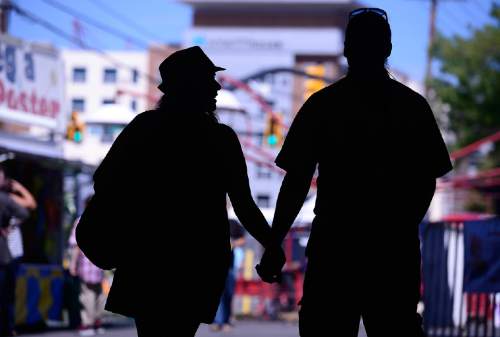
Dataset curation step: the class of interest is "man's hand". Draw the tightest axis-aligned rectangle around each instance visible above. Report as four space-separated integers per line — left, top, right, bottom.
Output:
256 245 286 283
8 179 37 210
9 179 21 192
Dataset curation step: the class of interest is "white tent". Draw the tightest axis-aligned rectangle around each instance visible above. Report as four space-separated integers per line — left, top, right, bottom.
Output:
82 104 137 125
228 193 316 227
216 89 245 112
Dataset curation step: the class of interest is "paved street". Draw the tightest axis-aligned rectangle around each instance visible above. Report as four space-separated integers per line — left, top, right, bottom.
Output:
20 321 368 337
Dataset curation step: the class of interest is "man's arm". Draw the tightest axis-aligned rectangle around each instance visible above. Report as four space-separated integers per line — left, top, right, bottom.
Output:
257 166 315 283
405 177 437 225
9 180 37 210
271 167 316 245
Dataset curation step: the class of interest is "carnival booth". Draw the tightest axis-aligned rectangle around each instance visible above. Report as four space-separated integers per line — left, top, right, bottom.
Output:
228 194 315 317
420 215 500 336
0 34 80 328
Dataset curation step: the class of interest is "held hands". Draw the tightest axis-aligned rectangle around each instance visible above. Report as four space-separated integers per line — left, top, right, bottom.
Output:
256 244 286 284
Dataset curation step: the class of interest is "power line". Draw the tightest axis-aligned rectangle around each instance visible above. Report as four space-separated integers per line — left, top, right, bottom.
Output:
440 3 469 29
436 0 491 36
469 0 495 24
453 1 488 27
12 3 159 85
471 0 491 15
437 8 462 32
40 0 149 49
86 0 167 43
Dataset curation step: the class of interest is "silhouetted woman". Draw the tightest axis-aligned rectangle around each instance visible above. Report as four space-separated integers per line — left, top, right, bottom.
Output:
91 47 276 336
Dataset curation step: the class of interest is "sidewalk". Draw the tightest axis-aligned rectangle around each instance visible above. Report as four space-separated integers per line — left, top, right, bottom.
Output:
19 320 368 337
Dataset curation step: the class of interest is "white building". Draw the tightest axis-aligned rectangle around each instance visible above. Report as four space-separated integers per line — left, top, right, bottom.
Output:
62 2 427 213
61 50 149 117
181 0 360 208
63 89 243 167
181 0 429 210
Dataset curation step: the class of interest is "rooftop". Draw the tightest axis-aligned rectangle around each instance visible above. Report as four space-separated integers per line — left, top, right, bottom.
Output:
181 0 359 11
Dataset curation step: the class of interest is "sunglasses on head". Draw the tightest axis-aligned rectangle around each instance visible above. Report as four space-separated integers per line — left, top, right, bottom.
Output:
349 8 388 21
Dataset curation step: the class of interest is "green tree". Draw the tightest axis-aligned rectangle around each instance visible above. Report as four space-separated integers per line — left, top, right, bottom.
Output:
430 4 500 152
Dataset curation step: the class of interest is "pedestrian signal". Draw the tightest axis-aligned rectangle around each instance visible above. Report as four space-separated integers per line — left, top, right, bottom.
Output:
66 111 85 143
265 113 283 147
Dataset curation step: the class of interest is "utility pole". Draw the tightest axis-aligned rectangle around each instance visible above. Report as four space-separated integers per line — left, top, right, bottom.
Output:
425 0 438 98
0 0 12 34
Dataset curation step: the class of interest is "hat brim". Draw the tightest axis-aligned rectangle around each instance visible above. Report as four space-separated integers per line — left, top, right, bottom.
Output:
214 66 225 72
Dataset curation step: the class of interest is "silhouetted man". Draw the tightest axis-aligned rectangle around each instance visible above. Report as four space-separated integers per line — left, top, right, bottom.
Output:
85 46 277 337
257 8 452 337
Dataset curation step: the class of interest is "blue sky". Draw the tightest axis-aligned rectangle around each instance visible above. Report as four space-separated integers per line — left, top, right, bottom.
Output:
10 0 497 83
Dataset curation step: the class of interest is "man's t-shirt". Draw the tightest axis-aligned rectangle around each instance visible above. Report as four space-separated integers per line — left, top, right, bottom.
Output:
0 192 29 259
276 75 453 222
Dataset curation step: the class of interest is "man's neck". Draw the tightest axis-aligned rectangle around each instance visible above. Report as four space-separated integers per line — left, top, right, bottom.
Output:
347 66 389 81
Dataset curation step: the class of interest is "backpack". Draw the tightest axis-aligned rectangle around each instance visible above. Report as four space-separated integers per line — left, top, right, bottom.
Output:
75 193 118 270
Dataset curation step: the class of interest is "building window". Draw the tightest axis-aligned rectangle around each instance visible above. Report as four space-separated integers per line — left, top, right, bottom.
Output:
102 124 125 143
72 67 86 83
256 132 264 146
87 124 103 137
256 194 270 208
130 99 137 112
132 69 139 83
256 164 272 179
103 68 117 83
102 98 115 105
71 98 85 112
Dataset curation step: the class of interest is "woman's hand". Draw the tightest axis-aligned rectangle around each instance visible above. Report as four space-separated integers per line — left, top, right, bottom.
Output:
256 245 286 283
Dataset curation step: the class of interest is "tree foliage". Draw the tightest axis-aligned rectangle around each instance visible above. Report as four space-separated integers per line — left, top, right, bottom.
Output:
430 4 500 150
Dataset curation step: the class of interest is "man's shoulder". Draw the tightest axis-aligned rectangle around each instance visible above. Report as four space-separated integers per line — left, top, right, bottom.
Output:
388 78 428 107
309 77 348 102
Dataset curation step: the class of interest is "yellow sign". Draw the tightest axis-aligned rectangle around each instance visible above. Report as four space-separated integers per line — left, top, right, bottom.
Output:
304 64 326 100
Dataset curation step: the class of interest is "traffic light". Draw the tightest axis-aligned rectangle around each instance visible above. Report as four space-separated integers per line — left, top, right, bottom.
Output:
304 64 326 100
66 111 85 143
265 113 283 147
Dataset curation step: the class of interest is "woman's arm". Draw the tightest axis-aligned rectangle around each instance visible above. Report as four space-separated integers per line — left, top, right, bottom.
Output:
228 171 273 248
224 126 273 248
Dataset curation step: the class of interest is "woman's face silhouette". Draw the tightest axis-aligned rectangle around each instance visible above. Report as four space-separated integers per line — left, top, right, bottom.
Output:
202 75 222 112
171 74 221 113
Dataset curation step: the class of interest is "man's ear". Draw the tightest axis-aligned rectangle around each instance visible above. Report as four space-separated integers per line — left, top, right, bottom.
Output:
384 42 392 59
343 42 350 59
